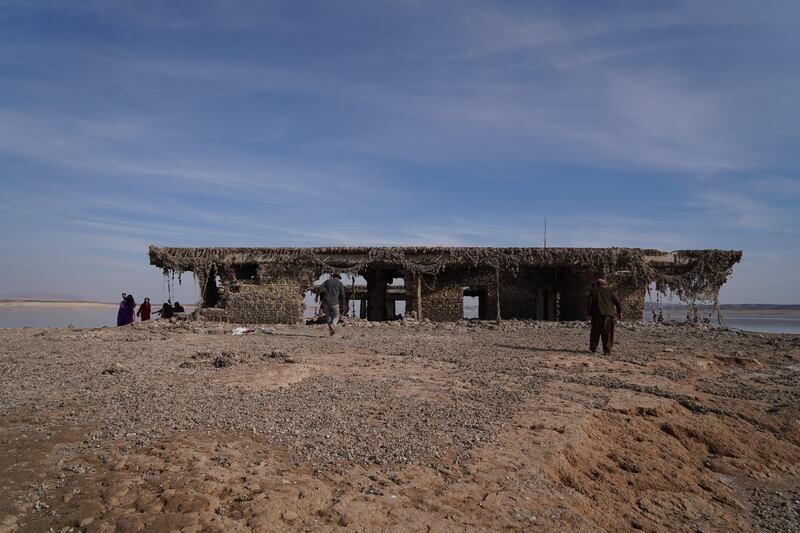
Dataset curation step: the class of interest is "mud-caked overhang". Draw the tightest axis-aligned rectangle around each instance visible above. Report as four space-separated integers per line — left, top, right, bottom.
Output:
149 245 742 325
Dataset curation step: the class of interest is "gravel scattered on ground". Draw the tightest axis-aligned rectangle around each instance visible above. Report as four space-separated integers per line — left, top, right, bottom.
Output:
0 318 798 531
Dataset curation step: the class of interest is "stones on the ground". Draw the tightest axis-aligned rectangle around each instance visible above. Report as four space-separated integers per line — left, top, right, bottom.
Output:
3 318 798 531
33 500 49 511
263 349 296 363
102 362 127 375
212 355 234 368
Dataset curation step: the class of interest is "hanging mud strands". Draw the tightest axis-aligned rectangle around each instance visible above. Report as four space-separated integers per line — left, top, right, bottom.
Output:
667 288 673 322
646 285 657 322
350 275 356 317
553 289 560 321
150 245 740 293
162 268 173 303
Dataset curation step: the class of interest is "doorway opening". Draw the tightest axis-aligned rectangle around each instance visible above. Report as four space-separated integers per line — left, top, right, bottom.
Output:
463 287 487 319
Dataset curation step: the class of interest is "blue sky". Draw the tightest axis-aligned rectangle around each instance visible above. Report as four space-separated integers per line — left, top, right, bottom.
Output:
1 0 798 303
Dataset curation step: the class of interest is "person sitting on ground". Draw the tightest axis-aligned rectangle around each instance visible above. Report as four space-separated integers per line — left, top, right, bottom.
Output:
137 297 151 321
154 302 174 319
172 301 185 313
318 273 347 336
585 278 622 355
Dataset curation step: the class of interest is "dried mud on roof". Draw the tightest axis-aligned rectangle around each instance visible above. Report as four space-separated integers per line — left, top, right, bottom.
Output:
150 245 742 301
0 318 797 531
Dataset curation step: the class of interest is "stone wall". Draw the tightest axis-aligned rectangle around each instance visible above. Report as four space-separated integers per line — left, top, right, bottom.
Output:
199 266 310 324
196 263 645 325
615 284 645 321
420 270 465 321
457 268 560 321
500 268 558 320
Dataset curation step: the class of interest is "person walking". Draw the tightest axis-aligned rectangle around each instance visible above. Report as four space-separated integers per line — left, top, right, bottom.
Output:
585 278 622 355
318 273 347 335
137 297 151 321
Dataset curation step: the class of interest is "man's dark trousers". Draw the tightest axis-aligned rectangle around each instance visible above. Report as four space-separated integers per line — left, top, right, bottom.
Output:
590 315 615 354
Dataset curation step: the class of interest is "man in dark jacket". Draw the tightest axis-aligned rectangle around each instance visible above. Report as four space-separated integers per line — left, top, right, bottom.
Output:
585 278 622 355
318 273 347 336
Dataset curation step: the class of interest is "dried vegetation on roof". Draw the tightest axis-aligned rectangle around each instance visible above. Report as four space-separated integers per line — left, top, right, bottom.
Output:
149 246 741 303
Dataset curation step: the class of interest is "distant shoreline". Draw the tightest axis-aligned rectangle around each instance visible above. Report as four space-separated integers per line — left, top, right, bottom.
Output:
0 300 195 309
1 299 797 311
645 303 800 310
0 300 118 309
645 303 800 318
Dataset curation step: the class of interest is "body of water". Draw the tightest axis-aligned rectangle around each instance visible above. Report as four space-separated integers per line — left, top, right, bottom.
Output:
642 313 800 334
711 316 800 335
0 306 195 329
0 307 117 329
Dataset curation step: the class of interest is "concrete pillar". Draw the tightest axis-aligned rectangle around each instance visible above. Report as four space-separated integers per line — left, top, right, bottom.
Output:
416 275 422 319
536 287 544 320
386 296 395 319
365 268 389 321
495 268 501 323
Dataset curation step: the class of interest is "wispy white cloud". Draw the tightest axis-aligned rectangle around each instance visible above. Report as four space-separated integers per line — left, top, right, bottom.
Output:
1 0 798 302
691 190 798 232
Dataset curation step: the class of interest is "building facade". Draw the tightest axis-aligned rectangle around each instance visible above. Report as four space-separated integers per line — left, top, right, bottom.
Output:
149 246 742 324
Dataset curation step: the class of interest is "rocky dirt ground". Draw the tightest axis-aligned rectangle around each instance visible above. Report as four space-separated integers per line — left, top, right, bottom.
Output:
0 317 799 532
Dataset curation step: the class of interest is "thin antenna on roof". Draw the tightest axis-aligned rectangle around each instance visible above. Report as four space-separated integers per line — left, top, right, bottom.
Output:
544 217 547 249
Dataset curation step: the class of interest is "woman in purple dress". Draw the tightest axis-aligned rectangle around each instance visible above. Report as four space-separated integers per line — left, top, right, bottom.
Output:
116 293 128 327
125 294 136 325
117 294 136 326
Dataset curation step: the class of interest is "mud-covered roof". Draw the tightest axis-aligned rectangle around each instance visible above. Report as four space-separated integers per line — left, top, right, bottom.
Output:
149 245 742 302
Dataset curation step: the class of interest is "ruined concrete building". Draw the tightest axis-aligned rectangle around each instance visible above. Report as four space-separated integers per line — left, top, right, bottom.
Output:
149 246 742 324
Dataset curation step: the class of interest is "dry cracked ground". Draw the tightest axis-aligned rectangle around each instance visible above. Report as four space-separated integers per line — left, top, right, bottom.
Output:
0 318 799 532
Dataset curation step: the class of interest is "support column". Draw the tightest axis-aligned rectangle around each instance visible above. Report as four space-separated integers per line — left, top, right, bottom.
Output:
495 267 501 323
385 296 395 319
365 268 388 321
416 275 422 319
553 289 560 321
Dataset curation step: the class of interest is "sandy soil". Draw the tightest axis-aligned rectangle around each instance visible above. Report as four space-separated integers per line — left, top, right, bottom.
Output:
0 318 798 532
